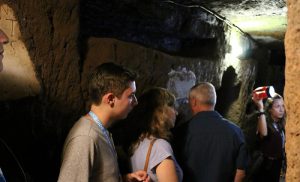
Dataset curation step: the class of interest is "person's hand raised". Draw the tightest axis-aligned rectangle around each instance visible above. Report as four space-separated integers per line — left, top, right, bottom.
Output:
252 92 264 111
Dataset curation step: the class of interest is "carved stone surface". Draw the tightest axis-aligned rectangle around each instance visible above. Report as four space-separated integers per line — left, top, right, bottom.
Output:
0 4 40 100
284 0 300 181
81 0 225 54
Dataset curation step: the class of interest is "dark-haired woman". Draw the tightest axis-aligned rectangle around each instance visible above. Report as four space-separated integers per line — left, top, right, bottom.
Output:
252 93 286 182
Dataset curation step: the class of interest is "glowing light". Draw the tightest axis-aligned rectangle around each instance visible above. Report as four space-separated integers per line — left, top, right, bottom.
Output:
230 31 244 58
236 21 266 30
223 53 241 73
230 16 287 39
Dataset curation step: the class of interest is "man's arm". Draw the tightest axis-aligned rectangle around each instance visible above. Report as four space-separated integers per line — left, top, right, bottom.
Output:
234 169 245 182
234 127 247 182
58 136 94 182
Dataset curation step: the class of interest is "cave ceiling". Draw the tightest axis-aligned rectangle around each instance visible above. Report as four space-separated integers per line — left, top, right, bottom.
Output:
202 0 286 48
81 0 286 53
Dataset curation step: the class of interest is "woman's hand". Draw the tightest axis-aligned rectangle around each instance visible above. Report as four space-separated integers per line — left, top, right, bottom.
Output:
124 170 151 182
252 92 268 137
252 93 264 111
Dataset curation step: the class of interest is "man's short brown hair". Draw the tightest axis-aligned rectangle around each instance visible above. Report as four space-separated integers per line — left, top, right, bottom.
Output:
88 62 137 105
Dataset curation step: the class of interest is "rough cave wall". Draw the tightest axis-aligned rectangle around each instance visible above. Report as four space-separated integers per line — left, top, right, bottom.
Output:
0 0 83 181
285 0 300 181
0 4 40 100
0 0 278 181
82 38 223 96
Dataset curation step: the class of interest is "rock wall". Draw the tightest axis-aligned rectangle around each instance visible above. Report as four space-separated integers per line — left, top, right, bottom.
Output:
0 0 83 181
0 4 40 100
0 0 286 181
284 0 300 181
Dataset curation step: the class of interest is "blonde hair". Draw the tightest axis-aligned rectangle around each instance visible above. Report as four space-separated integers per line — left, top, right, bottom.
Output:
128 87 176 155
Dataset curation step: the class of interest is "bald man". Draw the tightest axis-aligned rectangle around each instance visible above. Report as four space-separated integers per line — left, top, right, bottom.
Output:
0 29 9 72
179 82 247 182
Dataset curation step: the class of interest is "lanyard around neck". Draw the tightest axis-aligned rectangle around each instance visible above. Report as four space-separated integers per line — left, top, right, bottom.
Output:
272 122 285 148
88 111 114 151
88 111 121 179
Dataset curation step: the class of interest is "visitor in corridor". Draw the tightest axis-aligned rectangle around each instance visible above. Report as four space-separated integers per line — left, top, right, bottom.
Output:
252 93 286 182
129 87 183 182
175 82 247 182
58 62 149 182
0 28 9 72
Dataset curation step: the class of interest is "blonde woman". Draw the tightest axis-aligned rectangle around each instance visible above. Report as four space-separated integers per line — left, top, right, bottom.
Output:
129 87 183 182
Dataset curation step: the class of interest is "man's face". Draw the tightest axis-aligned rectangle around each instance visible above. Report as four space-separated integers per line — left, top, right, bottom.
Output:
113 81 138 120
0 29 9 72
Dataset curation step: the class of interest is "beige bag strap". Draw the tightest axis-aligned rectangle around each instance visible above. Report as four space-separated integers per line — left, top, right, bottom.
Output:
143 139 157 171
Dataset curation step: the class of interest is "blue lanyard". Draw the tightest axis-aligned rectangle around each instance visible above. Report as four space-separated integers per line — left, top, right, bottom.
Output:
88 111 122 180
88 111 115 152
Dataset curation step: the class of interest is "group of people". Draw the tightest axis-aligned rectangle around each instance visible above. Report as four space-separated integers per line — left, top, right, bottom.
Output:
57 62 286 182
0 28 286 182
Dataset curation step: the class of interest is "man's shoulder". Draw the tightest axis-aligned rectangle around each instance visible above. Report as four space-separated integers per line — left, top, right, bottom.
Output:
225 119 242 131
188 111 220 125
222 119 245 140
66 116 99 140
222 117 237 126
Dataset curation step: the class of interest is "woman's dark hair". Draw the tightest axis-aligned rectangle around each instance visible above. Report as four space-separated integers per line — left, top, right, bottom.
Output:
265 93 286 132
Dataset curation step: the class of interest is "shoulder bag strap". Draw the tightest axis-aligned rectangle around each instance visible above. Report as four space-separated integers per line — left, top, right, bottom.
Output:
143 139 157 171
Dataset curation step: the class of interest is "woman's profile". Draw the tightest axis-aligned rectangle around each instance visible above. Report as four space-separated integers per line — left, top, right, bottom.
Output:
252 92 286 182
128 87 183 182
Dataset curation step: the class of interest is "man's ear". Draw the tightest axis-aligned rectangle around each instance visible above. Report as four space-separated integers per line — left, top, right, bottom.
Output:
190 98 197 107
103 93 115 106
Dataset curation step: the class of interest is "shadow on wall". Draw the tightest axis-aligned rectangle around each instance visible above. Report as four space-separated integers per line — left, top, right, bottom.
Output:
0 96 62 182
216 66 241 116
